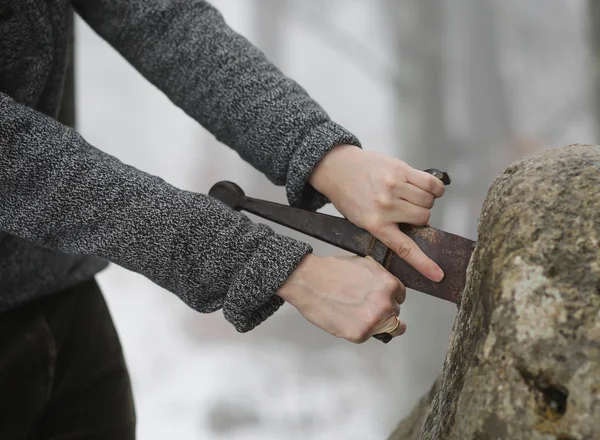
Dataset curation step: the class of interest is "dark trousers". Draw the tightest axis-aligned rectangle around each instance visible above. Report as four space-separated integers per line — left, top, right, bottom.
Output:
0 278 136 439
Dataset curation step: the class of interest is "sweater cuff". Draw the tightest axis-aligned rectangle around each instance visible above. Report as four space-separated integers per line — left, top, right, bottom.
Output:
286 120 361 211
223 232 312 333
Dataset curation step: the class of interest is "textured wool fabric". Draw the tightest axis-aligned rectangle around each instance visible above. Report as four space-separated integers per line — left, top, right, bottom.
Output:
0 0 361 332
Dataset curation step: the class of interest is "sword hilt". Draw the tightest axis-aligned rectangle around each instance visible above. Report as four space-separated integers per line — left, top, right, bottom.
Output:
371 169 450 343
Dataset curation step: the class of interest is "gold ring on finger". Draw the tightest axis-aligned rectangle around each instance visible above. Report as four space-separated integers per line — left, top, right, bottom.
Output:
387 315 400 335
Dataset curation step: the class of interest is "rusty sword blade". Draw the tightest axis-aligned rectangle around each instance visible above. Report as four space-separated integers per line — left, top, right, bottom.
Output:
208 180 476 305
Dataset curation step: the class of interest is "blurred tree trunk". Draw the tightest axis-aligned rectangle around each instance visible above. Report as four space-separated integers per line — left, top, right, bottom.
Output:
389 144 600 439
254 0 285 63
385 0 515 428
381 0 458 407
455 0 513 237
395 0 448 228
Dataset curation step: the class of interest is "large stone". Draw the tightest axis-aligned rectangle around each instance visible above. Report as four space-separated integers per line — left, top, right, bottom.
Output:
389 144 600 439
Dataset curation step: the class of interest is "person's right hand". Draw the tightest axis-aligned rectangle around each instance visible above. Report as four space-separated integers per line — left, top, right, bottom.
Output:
308 144 446 282
277 253 407 343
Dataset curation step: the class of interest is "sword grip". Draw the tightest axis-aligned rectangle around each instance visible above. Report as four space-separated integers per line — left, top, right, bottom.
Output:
372 333 393 343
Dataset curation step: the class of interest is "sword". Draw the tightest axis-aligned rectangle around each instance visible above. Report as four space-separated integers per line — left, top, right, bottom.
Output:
208 169 476 343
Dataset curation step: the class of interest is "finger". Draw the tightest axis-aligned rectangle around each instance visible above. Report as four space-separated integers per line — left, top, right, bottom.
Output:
385 270 407 304
390 318 407 337
371 315 396 334
385 200 431 226
364 255 384 271
377 225 445 282
372 315 406 338
364 256 405 303
394 182 436 209
395 280 406 304
406 169 445 198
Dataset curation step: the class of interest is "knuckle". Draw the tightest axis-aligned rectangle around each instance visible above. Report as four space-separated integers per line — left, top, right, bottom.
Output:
395 159 408 169
398 293 406 305
378 302 395 320
399 282 407 296
427 176 438 192
418 209 431 225
425 195 435 208
395 241 413 259
382 274 400 292
364 214 383 232
374 194 392 210
345 314 375 343
350 327 370 344
347 333 361 343
382 174 397 191
341 327 357 342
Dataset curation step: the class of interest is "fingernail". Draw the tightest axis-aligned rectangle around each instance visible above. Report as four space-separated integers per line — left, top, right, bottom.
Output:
432 267 444 282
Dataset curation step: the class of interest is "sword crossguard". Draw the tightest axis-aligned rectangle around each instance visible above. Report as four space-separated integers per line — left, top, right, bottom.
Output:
371 168 451 344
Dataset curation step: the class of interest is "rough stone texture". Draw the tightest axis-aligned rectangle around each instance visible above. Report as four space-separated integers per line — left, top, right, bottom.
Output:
388 377 441 440
389 144 600 440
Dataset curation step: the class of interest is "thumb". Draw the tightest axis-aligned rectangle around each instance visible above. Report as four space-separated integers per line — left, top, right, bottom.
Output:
376 224 444 282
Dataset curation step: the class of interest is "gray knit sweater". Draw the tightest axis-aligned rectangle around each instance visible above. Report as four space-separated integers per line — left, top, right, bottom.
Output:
0 0 360 332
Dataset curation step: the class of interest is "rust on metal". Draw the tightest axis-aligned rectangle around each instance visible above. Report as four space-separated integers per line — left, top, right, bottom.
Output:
382 247 394 269
391 225 475 303
352 232 372 251
208 169 476 342
208 177 476 305
367 236 377 257
208 180 376 258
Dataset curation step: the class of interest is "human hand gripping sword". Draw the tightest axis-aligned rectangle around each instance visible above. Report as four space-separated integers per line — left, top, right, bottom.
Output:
208 169 476 343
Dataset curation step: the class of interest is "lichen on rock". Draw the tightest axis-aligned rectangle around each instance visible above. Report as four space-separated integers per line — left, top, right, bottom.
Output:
389 144 600 440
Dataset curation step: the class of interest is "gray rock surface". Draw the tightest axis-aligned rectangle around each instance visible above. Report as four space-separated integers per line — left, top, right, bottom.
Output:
387 377 441 440
389 144 600 439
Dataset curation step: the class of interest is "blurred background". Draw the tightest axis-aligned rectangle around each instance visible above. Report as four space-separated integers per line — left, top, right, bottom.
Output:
70 0 597 438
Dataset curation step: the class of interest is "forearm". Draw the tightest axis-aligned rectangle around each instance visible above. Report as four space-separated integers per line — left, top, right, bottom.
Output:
72 0 361 210
0 92 311 331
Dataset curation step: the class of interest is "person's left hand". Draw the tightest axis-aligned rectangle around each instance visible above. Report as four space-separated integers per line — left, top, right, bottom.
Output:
309 144 446 282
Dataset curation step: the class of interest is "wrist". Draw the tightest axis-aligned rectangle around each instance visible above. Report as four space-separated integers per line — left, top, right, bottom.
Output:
277 253 321 307
308 144 361 199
